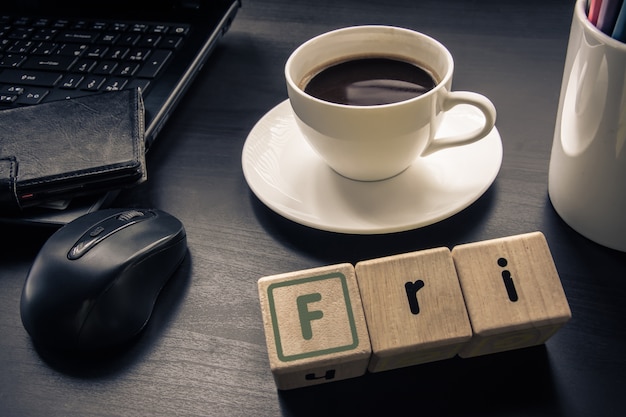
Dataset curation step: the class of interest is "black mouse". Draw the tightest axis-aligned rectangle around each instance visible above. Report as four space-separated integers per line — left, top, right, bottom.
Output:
20 208 187 352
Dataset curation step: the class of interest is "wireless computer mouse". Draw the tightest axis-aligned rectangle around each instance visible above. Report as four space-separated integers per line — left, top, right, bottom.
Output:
20 208 187 352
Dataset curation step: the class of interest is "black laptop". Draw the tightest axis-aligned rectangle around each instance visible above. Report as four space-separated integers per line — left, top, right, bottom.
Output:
0 0 240 225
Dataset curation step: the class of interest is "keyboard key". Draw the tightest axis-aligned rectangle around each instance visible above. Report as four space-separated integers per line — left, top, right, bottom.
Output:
43 89 94 102
118 33 141 46
71 21 89 30
73 59 97 73
102 77 128 91
0 69 62 87
127 48 151 62
115 62 139 77
131 24 149 33
22 55 76 71
15 87 49 104
160 35 183 49
138 34 161 48
0 85 25 95
54 43 88 57
110 23 129 32
0 93 19 105
32 29 58 41
32 19 51 28
59 74 84 89
84 46 108 59
171 25 190 36
0 54 26 68
81 75 106 91
106 47 129 60
90 22 108 31
6 40 34 54
30 42 59 55
136 49 171 78
151 25 169 34
8 27 34 40
51 20 70 29
99 33 119 45
93 61 117 75
59 31 98 43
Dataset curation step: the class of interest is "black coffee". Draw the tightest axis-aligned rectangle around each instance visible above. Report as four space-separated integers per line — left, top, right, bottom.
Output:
304 57 436 106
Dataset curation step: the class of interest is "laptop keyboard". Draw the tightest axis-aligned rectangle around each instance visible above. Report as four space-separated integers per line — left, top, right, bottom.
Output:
0 15 189 107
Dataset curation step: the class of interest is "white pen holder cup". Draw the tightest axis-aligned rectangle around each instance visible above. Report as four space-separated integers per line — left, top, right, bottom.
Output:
549 0 626 252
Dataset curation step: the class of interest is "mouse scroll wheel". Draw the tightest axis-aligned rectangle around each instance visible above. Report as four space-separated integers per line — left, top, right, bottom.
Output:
117 210 146 222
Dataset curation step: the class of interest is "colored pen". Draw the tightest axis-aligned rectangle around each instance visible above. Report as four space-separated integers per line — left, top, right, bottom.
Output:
612 0 626 41
597 0 623 34
588 0 604 25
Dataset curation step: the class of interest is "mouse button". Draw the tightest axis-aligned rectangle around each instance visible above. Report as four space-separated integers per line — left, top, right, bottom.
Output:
67 221 120 260
150 212 186 240
116 209 154 222
67 210 156 260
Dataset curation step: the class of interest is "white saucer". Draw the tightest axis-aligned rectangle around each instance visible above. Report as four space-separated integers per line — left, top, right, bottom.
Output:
242 100 503 234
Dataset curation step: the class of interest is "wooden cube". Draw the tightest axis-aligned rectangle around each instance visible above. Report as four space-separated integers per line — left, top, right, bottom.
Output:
452 232 572 358
257 263 371 390
355 248 472 373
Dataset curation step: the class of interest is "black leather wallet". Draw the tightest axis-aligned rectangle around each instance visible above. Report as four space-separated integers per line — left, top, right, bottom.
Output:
0 89 146 213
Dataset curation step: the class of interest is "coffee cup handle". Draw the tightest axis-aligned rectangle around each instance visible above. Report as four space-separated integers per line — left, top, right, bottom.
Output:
421 91 497 157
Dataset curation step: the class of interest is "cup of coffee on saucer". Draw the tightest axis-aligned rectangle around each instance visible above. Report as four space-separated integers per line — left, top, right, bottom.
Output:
241 25 502 234
285 25 497 182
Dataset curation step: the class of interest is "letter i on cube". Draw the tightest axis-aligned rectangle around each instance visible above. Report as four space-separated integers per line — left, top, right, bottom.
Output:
452 232 572 358
257 264 371 390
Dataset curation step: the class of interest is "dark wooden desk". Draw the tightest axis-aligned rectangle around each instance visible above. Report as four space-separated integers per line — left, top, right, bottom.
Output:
2 0 626 416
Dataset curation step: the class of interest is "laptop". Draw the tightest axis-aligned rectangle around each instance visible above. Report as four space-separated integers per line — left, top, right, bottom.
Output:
0 0 241 225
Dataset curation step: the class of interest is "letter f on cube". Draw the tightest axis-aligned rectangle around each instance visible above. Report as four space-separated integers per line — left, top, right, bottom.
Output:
297 293 324 340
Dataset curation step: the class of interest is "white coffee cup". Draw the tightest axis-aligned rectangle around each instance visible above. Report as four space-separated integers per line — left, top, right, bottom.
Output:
549 0 626 252
285 25 497 181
